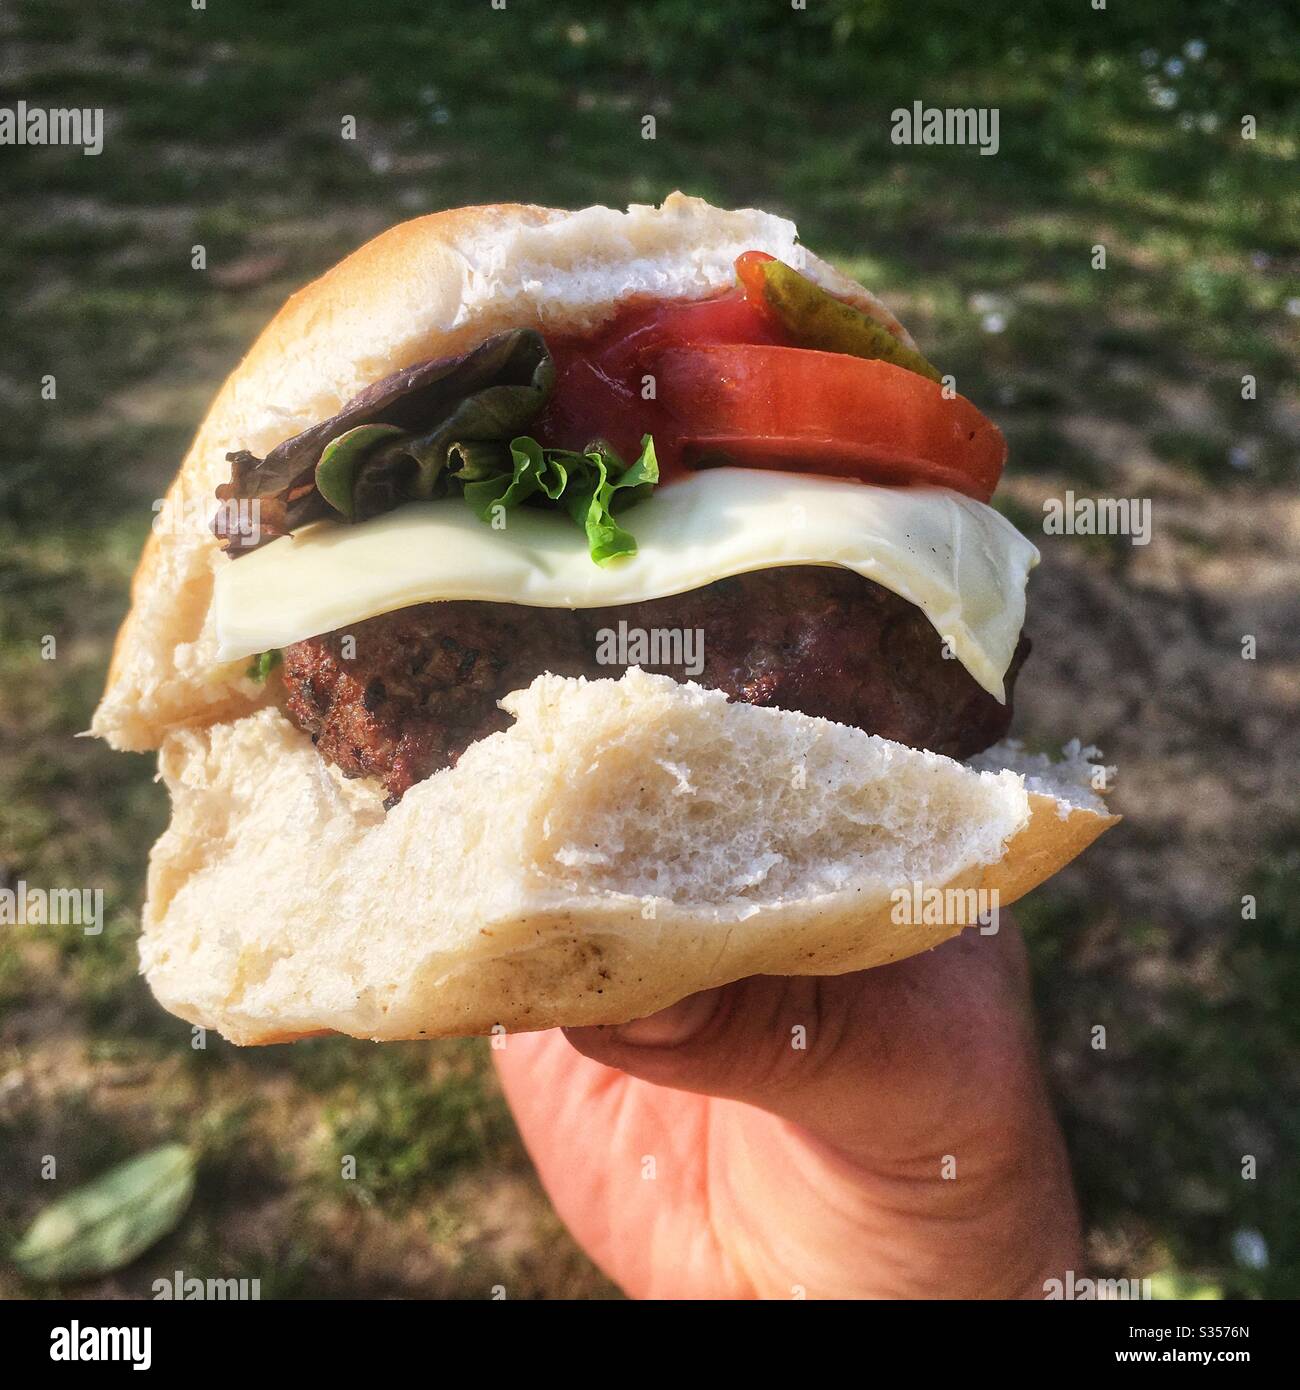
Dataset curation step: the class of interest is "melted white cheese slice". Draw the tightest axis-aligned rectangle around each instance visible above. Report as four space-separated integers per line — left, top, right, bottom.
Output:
213 469 1039 700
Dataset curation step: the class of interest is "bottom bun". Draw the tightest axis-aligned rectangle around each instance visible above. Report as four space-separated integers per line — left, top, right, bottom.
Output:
141 669 1116 1044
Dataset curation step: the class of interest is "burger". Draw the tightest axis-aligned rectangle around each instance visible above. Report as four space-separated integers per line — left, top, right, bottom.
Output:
93 193 1116 1045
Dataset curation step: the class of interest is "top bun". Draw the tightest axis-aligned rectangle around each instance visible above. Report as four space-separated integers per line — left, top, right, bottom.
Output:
93 193 905 752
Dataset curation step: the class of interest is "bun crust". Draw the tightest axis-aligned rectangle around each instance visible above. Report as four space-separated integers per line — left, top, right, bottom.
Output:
92 194 1116 1042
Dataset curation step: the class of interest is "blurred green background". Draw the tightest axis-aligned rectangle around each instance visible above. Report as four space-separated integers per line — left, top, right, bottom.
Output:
1 0 1297 1298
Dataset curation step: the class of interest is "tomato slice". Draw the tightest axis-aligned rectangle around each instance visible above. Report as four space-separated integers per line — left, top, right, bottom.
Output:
535 289 783 483
655 344 1006 501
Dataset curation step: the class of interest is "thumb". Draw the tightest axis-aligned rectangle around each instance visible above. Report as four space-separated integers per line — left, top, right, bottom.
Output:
563 974 851 1134
562 929 1050 1169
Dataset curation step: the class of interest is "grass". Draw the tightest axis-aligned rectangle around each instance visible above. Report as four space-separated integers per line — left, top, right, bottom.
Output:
1 0 1297 1298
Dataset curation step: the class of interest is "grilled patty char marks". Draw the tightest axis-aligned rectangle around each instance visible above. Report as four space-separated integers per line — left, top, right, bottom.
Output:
281 568 1027 806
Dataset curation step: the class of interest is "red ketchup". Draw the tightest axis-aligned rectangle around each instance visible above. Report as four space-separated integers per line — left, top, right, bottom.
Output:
534 256 786 483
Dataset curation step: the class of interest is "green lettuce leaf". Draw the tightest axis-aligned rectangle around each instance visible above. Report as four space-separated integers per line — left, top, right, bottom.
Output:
564 436 660 564
463 435 659 564
315 330 556 513
316 424 408 519
216 329 554 551
246 649 281 682
218 330 663 565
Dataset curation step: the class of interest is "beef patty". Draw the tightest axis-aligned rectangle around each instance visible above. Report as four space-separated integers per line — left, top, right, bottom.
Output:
281 568 1028 805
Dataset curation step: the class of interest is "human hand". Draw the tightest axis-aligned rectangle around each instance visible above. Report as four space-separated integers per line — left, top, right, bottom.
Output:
493 918 1081 1299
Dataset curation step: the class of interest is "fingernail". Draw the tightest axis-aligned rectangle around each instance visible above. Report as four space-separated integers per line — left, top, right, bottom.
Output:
610 990 720 1047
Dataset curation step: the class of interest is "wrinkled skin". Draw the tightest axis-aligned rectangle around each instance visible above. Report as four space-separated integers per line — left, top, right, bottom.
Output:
494 921 1080 1300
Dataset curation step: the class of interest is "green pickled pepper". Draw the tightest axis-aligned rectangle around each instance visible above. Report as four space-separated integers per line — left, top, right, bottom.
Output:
758 259 943 384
